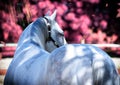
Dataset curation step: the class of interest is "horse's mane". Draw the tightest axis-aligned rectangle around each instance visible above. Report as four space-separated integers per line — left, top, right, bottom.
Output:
11 17 50 63
17 17 48 48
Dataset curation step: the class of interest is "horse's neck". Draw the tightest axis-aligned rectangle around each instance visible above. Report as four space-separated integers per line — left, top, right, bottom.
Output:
14 18 48 58
18 19 47 48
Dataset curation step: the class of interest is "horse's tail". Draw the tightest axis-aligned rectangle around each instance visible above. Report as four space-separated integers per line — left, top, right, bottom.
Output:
92 59 120 85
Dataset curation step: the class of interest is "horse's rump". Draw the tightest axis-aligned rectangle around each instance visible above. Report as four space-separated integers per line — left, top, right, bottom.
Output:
46 44 119 85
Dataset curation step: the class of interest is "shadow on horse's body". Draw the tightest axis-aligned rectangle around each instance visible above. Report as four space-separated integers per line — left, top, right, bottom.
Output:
4 10 67 85
46 44 120 85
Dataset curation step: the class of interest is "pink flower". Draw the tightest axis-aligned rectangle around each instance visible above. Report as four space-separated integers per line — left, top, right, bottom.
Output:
88 0 100 4
64 12 76 21
38 1 47 9
70 22 80 30
76 1 83 8
30 5 38 16
56 4 67 16
100 20 108 29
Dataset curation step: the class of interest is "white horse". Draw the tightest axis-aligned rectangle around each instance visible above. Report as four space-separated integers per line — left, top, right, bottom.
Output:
4 10 67 85
46 44 119 85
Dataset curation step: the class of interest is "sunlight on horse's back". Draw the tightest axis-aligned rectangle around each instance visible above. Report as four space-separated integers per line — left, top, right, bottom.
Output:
46 44 119 85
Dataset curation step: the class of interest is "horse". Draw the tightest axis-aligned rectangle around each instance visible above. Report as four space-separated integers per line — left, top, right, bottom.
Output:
46 44 120 85
4 10 67 85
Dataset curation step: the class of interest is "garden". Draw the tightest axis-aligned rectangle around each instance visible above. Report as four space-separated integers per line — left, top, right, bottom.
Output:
0 0 120 84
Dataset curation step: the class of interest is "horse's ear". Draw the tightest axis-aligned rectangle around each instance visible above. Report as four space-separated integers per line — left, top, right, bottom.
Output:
50 10 57 20
45 10 51 16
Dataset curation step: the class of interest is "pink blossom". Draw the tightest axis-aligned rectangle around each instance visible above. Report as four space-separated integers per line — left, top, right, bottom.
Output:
76 8 83 14
76 1 83 8
56 4 67 16
70 22 79 30
79 15 91 26
88 0 100 4
30 5 38 16
111 34 118 43
100 20 108 29
38 1 47 9
56 16 67 29
64 12 76 21
2 23 12 41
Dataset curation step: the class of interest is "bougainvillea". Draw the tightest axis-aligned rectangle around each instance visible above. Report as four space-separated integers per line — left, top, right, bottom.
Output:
0 0 120 56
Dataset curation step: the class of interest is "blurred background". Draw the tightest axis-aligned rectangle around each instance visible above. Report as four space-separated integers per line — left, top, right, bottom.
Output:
0 0 120 58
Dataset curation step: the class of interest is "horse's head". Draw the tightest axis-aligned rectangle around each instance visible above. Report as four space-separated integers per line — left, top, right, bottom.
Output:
43 10 67 52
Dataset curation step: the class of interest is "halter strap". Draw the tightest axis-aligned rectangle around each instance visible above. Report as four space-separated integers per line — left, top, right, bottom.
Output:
43 17 59 47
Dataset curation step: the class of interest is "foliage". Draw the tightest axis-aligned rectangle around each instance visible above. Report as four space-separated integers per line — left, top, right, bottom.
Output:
0 0 120 56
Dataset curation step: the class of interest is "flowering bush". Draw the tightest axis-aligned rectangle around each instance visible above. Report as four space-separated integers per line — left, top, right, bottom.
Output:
0 0 120 56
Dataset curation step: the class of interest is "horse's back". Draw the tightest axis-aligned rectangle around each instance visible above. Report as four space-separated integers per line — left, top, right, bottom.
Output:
46 44 119 85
